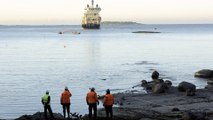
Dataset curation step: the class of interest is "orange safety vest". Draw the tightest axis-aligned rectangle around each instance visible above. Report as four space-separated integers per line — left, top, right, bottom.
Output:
104 94 114 106
86 91 98 104
61 90 72 104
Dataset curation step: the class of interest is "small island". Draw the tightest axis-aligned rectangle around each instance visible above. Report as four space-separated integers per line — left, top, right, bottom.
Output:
101 21 142 25
132 31 161 33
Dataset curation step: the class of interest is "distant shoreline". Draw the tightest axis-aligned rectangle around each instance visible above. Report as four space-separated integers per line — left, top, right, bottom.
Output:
1 22 213 26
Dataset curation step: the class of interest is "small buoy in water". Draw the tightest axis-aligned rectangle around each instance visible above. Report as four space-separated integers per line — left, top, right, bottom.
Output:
58 31 63 34
64 45 66 48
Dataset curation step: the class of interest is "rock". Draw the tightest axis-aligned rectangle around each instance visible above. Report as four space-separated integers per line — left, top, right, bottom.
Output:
165 80 172 86
153 79 164 83
152 83 166 93
182 111 206 120
15 112 64 120
172 108 180 112
178 81 196 92
194 69 213 78
151 71 159 79
186 89 195 96
182 111 196 120
141 80 148 87
205 84 213 90
207 79 213 85
132 31 161 33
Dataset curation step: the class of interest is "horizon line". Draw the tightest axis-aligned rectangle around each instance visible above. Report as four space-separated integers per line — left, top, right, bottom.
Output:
1 23 213 26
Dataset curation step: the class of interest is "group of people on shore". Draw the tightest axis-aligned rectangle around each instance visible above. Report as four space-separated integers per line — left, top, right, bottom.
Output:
41 87 114 119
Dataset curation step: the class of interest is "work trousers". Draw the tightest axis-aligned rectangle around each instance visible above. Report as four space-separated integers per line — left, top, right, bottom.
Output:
105 105 113 118
88 103 97 119
62 103 70 118
44 105 54 119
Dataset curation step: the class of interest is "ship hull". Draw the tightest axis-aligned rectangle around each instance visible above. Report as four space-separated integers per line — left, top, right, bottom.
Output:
82 24 100 29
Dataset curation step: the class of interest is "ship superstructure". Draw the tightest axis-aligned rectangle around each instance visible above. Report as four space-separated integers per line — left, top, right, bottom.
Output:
82 0 101 29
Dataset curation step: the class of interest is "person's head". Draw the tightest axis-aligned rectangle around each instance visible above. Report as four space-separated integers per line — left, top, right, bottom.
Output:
106 89 110 94
90 87 95 92
46 90 49 95
65 86 68 91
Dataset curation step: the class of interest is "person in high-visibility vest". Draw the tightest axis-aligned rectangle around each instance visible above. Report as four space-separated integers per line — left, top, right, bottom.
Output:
103 89 114 118
41 90 54 119
86 87 99 119
60 86 72 118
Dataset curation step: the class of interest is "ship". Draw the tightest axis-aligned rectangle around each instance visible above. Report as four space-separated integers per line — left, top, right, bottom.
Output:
82 0 101 29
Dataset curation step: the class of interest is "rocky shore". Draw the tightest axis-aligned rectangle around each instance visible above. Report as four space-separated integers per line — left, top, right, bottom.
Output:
13 69 213 120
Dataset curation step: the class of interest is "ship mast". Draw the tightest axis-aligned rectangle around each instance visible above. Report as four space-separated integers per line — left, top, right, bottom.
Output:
91 0 94 7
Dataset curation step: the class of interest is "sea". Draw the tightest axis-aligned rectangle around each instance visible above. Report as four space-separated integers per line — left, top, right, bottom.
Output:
0 24 213 119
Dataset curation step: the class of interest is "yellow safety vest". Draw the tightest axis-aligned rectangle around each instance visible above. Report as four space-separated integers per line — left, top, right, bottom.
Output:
42 94 50 105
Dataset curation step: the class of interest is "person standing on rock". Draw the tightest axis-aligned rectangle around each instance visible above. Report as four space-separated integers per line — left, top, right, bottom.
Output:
86 87 99 119
103 89 114 119
41 90 54 119
60 86 72 118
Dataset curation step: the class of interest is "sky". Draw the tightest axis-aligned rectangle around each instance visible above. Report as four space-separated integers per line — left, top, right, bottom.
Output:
0 0 213 25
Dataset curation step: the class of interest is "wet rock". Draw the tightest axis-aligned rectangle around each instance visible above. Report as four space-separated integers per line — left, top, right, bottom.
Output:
178 81 196 92
152 83 166 93
182 111 206 120
165 80 172 86
15 112 64 120
207 79 213 85
172 108 180 112
151 71 159 79
186 89 195 96
141 80 148 87
153 79 164 83
194 69 213 78
205 84 213 90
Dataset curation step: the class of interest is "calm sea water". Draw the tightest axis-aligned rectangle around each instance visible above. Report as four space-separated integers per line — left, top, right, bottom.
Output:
0 24 213 119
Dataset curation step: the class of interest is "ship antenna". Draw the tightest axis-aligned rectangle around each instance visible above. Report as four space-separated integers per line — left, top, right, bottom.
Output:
91 0 94 7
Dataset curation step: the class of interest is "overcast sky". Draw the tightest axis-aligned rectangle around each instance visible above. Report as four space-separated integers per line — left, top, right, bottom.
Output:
0 0 213 25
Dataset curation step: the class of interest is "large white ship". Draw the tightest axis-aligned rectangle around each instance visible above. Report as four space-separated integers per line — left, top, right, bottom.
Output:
82 0 101 29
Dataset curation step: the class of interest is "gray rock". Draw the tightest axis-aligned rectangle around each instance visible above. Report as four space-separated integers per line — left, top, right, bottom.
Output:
207 79 213 85
152 83 166 93
194 69 213 78
151 71 159 79
182 111 206 120
165 80 172 88
141 80 148 87
178 81 196 92
15 112 64 120
205 84 213 90
165 80 172 86
153 79 164 83
186 89 195 96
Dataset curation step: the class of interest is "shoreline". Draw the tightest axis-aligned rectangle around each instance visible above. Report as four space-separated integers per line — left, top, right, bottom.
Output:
7 70 213 120
14 86 213 120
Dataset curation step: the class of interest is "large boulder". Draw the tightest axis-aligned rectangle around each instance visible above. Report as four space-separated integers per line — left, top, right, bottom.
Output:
152 83 166 93
178 81 196 92
164 80 172 88
194 69 213 78
153 79 164 83
151 71 159 79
